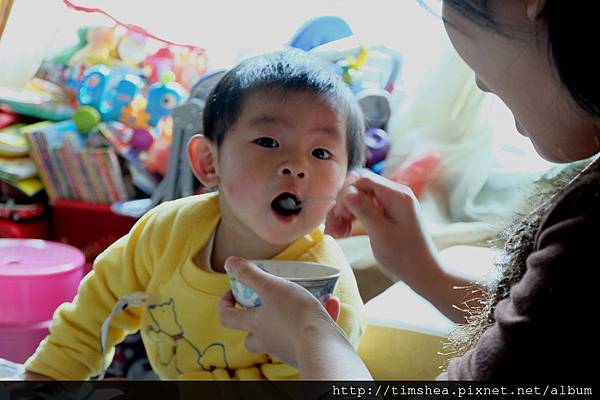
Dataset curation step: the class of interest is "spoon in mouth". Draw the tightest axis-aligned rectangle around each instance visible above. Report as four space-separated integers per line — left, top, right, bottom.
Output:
280 196 337 211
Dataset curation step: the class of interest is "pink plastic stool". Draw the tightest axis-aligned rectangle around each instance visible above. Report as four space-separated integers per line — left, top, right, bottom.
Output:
0 321 51 364
0 239 85 363
0 238 85 324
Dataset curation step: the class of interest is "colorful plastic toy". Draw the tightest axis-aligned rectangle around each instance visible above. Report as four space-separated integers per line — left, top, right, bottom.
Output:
117 32 147 65
288 16 353 51
72 105 101 133
387 151 442 198
144 47 175 84
365 128 390 168
145 81 186 126
129 128 154 152
77 65 111 109
101 74 143 121
69 26 118 66
0 199 45 221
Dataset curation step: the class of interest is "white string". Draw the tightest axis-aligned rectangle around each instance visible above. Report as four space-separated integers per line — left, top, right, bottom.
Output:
98 292 160 380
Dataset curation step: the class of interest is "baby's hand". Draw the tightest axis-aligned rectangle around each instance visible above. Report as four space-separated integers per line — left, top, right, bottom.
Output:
324 171 360 238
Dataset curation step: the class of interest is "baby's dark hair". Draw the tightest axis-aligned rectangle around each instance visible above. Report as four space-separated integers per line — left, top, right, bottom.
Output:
202 48 365 170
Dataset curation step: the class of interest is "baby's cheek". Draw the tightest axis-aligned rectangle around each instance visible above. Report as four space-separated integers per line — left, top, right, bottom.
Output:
224 180 257 203
305 203 332 226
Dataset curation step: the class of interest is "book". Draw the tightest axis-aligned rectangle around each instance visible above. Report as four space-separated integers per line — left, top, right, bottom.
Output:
0 156 37 181
91 148 118 203
81 147 110 204
25 121 131 204
25 132 58 201
62 135 93 203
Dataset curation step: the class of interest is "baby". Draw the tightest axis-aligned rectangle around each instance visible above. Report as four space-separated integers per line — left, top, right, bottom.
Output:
24 48 367 380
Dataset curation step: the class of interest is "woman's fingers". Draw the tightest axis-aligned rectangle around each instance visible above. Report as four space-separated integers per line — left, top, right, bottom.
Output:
219 290 255 331
224 256 290 300
354 172 414 205
244 334 262 355
342 187 387 233
346 174 415 224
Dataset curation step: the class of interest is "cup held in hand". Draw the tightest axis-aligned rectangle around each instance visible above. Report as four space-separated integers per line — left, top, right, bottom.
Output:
227 260 341 308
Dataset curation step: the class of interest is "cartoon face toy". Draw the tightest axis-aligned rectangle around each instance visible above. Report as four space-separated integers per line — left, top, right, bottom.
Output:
77 65 111 108
101 75 143 121
146 82 186 126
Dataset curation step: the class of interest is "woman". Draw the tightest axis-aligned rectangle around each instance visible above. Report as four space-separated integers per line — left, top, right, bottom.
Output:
220 0 600 381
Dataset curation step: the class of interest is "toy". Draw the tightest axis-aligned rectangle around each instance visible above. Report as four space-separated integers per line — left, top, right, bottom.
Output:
0 104 20 129
0 198 45 221
339 46 369 90
145 81 186 126
69 26 118 66
365 128 390 168
144 136 171 177
101 74 143 121
174 49 208 91
144 47 175 84
117 32 147 65
143 117 173 177
387 151 442 198
76 64 185 131
288 16 353 51
129 128 154 152
72 105 101 133
77 64 111 108
308 36 403 129
119 96 149 129
0 80 76 121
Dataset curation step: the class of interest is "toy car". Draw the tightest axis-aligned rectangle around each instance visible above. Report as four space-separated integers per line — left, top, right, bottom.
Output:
0 198 45 221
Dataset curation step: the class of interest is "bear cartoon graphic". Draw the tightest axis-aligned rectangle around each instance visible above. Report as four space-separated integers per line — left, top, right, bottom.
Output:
146 298 228 375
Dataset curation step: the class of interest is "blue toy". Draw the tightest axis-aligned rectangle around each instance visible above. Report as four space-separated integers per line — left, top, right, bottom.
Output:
77 65 111 109
288 16 353 51
145 81 186 126
75 63 187 133
101 75 143 121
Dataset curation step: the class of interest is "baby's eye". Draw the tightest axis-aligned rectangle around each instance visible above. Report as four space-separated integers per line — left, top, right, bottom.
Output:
254 137 279 148
312 148 333 160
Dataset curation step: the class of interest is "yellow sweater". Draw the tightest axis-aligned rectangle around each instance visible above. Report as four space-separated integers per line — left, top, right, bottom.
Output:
25 193 366 380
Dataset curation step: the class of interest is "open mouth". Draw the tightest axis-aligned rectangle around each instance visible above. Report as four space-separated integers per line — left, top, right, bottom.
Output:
271 192 302 217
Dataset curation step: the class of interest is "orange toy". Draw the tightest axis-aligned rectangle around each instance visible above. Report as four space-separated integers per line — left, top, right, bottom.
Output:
387 151 442 198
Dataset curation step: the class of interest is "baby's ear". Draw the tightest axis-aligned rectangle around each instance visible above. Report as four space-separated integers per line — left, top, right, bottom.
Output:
187 134 219 187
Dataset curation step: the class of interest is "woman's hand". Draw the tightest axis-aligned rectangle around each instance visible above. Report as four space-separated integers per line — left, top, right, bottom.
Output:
219 257 371 379
343 172 481 322
336 171 444 294
219 257 343 368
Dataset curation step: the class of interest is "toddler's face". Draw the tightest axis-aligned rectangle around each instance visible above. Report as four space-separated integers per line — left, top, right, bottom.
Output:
215 89 349 245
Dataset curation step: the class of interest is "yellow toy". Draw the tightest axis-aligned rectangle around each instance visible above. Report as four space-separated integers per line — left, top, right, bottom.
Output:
69 26 118 66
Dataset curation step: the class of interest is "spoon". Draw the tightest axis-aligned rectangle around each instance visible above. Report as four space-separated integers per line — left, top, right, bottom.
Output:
279 196 336 210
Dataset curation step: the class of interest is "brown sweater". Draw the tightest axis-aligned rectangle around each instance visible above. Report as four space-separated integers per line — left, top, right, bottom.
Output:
440 158 599 381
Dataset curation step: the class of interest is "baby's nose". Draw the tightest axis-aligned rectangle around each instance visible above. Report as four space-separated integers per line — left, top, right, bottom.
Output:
278 165 306 179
